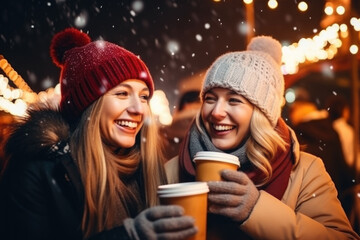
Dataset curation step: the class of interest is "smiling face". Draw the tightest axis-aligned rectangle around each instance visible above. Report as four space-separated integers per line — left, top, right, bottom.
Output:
100 79 150 150
201 88 254 151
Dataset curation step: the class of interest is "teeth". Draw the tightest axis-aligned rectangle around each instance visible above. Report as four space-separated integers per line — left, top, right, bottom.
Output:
214 124 234 131
117 120 138 128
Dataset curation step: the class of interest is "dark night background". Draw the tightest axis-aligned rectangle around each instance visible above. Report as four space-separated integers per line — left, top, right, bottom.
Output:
1 0 358 109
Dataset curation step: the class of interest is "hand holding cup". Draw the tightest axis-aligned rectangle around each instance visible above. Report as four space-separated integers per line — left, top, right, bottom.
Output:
207 170 260 224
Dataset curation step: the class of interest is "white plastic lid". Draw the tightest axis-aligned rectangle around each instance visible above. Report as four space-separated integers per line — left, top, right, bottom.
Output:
193 151 240 166
157 182 209 198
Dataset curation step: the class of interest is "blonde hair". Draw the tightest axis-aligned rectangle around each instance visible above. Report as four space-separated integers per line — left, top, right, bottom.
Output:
247 107 287 185
196 107 286 186
70 97 167 238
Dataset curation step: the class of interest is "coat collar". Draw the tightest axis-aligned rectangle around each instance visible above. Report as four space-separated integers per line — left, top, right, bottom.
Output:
5 104 70 162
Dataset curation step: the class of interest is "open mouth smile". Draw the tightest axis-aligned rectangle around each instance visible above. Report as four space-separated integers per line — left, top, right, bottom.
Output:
212 124 235 131
115 120 138 129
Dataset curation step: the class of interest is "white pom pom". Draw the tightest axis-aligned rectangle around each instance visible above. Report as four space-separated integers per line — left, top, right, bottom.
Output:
247 35 282 65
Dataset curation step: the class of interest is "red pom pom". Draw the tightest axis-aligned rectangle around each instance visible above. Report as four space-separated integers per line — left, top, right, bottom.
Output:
50 28 91 67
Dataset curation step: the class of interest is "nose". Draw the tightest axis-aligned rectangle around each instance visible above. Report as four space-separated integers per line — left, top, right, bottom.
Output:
127 96 145 115
211 100 227 119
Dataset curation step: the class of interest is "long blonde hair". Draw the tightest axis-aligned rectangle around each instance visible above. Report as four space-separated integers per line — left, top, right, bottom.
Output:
70 97 167 238
247 107 287 185
197 106 286 186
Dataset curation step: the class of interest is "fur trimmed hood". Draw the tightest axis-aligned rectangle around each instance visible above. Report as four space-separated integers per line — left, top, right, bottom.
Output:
5 104 71 161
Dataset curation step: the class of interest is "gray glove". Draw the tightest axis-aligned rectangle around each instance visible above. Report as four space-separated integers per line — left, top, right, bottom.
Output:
123 205 197 240
207 170 260 224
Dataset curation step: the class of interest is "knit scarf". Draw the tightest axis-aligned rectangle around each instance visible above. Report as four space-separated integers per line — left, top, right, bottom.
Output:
179 118 293 200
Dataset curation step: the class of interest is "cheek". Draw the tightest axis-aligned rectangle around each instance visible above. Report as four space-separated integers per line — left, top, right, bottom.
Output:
200 108 211 128
143 104 151 116
200 105 211 120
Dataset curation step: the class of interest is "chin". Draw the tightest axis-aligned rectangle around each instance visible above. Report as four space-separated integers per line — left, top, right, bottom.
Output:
120 142 136 148
213 142 232 151
116 138 136 149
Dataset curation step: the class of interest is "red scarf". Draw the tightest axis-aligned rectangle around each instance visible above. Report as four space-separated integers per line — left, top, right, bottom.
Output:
178 118 293 200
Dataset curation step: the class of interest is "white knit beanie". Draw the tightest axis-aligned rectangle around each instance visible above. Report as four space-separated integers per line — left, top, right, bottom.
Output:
201 35 284 127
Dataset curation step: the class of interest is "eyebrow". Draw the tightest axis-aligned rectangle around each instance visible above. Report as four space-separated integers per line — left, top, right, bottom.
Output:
117 83 150 92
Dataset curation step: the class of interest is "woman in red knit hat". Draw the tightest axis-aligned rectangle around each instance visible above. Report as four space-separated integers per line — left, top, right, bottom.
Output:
0 28 197 240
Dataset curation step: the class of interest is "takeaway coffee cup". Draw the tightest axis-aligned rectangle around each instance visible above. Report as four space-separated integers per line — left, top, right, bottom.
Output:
157 182 209 240
193 151 240 181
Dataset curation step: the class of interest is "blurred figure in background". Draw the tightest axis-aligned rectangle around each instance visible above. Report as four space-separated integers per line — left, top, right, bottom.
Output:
326 94 360 233
160 72 203 160
325 94 358 172
289 96 355 208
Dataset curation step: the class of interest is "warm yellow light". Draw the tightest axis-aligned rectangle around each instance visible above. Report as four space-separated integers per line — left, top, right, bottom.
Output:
333 39 342 48
149 90 173 126
350 18 360 31
243 0 253 4
324 6 334 15
336 6 345 15
339 24 348 32
11 89 22 99
213 0 221 2
280 22 343 76
340 31 349 38
285 88 296 103
350 45 359 54
55 83 61 95
350 17 358 26
298 1 308 12
11 99 27 116
268 0 278 9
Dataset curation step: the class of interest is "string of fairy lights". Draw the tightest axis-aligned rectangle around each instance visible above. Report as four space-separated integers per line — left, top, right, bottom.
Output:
1 0 360 121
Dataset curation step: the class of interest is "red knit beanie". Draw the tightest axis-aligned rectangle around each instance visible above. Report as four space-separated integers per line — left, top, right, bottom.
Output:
50 28 154 121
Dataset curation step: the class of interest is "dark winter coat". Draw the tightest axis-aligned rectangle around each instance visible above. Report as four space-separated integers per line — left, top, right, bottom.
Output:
0 107 130 240
293 117 356 196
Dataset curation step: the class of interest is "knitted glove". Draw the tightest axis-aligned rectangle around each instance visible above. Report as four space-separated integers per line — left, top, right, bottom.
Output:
207 170 260 224
123 205 197 240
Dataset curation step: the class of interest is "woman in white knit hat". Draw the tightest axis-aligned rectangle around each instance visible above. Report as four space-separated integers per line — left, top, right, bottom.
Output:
165 35 359 239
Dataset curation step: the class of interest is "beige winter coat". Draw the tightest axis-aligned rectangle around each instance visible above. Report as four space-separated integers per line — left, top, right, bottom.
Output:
165 128 359 239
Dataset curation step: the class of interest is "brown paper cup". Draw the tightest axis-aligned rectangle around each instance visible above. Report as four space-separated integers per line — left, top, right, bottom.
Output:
157 182 209 240
193 151 240 181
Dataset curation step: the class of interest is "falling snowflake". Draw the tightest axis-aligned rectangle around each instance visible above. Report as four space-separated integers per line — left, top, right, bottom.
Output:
167 40 180 55
237 22 248 35
139 71 148 79
74 11 88 28
195 34 202 42
41 77 54 89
